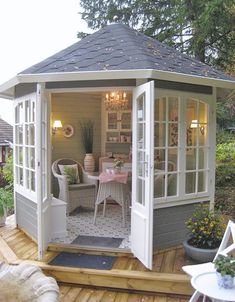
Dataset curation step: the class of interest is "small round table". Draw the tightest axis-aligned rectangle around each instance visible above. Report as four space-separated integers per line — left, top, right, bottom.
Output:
191 272 235 302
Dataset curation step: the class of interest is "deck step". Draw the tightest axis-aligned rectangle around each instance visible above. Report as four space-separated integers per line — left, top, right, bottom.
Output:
14 258 193 296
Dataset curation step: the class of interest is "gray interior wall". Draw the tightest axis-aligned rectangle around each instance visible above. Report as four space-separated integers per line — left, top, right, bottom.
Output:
153 203 199 249
51 92 102 197
15 192 37 240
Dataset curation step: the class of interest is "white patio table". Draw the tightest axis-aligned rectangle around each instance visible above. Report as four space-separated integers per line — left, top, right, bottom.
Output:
191 272 235 302
93 171 130 226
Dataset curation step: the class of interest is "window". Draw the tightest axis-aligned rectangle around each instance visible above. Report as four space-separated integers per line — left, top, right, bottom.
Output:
154 94 209 203
14 96 36 194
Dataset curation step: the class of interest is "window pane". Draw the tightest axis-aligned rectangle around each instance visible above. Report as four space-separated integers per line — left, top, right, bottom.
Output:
168 123 178 146
154 174 165 198
19 168 23 186
25 100 30 122
186 172 196 194
19 147 23 165
167 153 177 171
154 150 166 171
31 172 35 192
15 125 23 144
199 125 207 146
199 148 207 169
186 148 196 170
154 123 166 147
167 174 177 196
107 112 118 130
15 103 24 124
199 102 207 123
168 97 178 121
155 97 166 121
121 112 131 129
186 99 197 122
198 171 206 192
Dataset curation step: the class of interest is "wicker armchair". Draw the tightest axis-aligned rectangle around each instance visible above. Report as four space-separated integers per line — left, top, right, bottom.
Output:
52 158 96 214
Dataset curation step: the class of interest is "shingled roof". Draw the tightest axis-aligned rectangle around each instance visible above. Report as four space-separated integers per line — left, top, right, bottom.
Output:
20 23 234 82
0 118 13 145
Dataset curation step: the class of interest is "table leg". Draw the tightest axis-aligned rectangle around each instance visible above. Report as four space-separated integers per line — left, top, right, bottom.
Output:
103 199 106 217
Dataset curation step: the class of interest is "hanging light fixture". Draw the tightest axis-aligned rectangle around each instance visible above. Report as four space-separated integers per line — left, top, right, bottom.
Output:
104 91 128 110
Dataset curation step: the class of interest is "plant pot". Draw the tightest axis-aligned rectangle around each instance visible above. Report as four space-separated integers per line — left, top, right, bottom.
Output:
183 239 218 263
216 271 234 289
84 153 95 172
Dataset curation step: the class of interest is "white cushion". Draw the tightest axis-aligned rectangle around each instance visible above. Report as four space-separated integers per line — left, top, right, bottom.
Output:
182 262 215 277
58 164 80 184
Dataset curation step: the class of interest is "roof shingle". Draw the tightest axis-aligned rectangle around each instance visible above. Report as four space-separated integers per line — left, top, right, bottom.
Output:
20 23 234 82
0 118 13 145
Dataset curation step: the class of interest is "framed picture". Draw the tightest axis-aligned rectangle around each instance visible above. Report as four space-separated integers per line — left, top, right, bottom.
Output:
63 124 74 138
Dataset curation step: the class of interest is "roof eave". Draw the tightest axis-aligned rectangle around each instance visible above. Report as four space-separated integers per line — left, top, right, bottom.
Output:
0 69 234 99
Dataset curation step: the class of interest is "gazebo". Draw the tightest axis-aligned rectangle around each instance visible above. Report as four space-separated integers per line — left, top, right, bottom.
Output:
0 23 234 269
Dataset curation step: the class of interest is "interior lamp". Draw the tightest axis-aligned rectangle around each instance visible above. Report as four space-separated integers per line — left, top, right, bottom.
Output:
190 120 204 135
52 120 62 135
104 91 128 110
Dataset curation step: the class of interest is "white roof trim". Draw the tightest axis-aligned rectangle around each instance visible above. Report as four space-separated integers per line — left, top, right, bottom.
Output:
0 69 234 99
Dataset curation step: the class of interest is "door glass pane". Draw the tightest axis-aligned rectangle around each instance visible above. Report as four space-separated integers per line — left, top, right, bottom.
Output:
25 100 30 122
198 171 206 192
137 123 145 149
137 151 145 177
137 178 145 205
15 103 24 124
15 125 23 144
186 148 196 170
19 168 23 186
19 147 23 165
167 174 177 196
168 123 178 146
31 172 36 192
154 150 166 171
154 123 165 147
167 153 177 171
154 97 166 121
137 93 145 122
186 172 196 194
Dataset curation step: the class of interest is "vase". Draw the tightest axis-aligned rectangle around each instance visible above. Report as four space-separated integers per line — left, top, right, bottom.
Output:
183 239 218 263
84 153 95 173
216 271 234 289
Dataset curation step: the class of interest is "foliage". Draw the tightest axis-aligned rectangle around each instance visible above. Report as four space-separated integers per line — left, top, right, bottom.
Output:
214 255 235 277
215 142 235 187
114 158 124 168
80 120 94 154
0 188 14 216
185 204 226 249
215 187 235 219
2 155 13 186
79 0 235 69
216 130 234 144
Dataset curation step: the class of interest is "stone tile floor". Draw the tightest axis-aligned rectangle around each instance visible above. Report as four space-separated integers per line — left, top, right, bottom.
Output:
51 204 131 249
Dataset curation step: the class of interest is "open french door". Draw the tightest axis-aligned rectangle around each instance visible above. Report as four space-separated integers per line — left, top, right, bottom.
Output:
131 81 154 269
36 84 51 259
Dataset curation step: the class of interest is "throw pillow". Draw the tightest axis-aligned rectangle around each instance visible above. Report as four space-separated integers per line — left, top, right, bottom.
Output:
58 164 80 184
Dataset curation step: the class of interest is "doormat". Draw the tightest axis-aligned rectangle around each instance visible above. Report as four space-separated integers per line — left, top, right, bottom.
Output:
49 252 116 270
71 235 124 248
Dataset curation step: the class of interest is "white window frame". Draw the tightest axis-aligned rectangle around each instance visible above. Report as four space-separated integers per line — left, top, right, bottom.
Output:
154 88 214 208
14 93 36 201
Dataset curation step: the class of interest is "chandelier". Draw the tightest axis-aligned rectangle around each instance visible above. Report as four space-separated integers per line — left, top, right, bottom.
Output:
104 91 128 110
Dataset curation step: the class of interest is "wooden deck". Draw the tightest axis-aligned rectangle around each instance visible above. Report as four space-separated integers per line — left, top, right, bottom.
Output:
0 218 194 301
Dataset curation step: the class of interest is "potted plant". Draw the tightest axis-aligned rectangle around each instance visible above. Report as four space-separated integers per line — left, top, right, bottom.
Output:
80 120 95 172
0 187 13 226
183 203 226 263
214 255 235 289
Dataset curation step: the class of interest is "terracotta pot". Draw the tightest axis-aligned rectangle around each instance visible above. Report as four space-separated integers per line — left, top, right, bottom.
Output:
84 153 95 172
183 239 218 263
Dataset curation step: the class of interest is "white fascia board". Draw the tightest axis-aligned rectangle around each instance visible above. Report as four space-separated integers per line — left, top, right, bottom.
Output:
0 69 234 98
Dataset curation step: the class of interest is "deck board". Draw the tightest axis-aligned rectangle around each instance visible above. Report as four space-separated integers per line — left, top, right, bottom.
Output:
0 220 193 299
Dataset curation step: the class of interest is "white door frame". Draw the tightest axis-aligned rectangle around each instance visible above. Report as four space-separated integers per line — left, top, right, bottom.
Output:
131 81 154 269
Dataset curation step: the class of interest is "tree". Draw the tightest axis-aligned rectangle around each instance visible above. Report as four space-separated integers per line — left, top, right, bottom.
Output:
79 0 235 71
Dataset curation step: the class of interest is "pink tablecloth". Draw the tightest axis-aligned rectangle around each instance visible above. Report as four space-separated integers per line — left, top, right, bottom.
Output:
99 171 128 184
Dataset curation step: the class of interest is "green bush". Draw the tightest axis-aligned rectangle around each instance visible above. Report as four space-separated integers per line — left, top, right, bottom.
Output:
0 188 13 216
216 142 235 163
216 163 235 187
